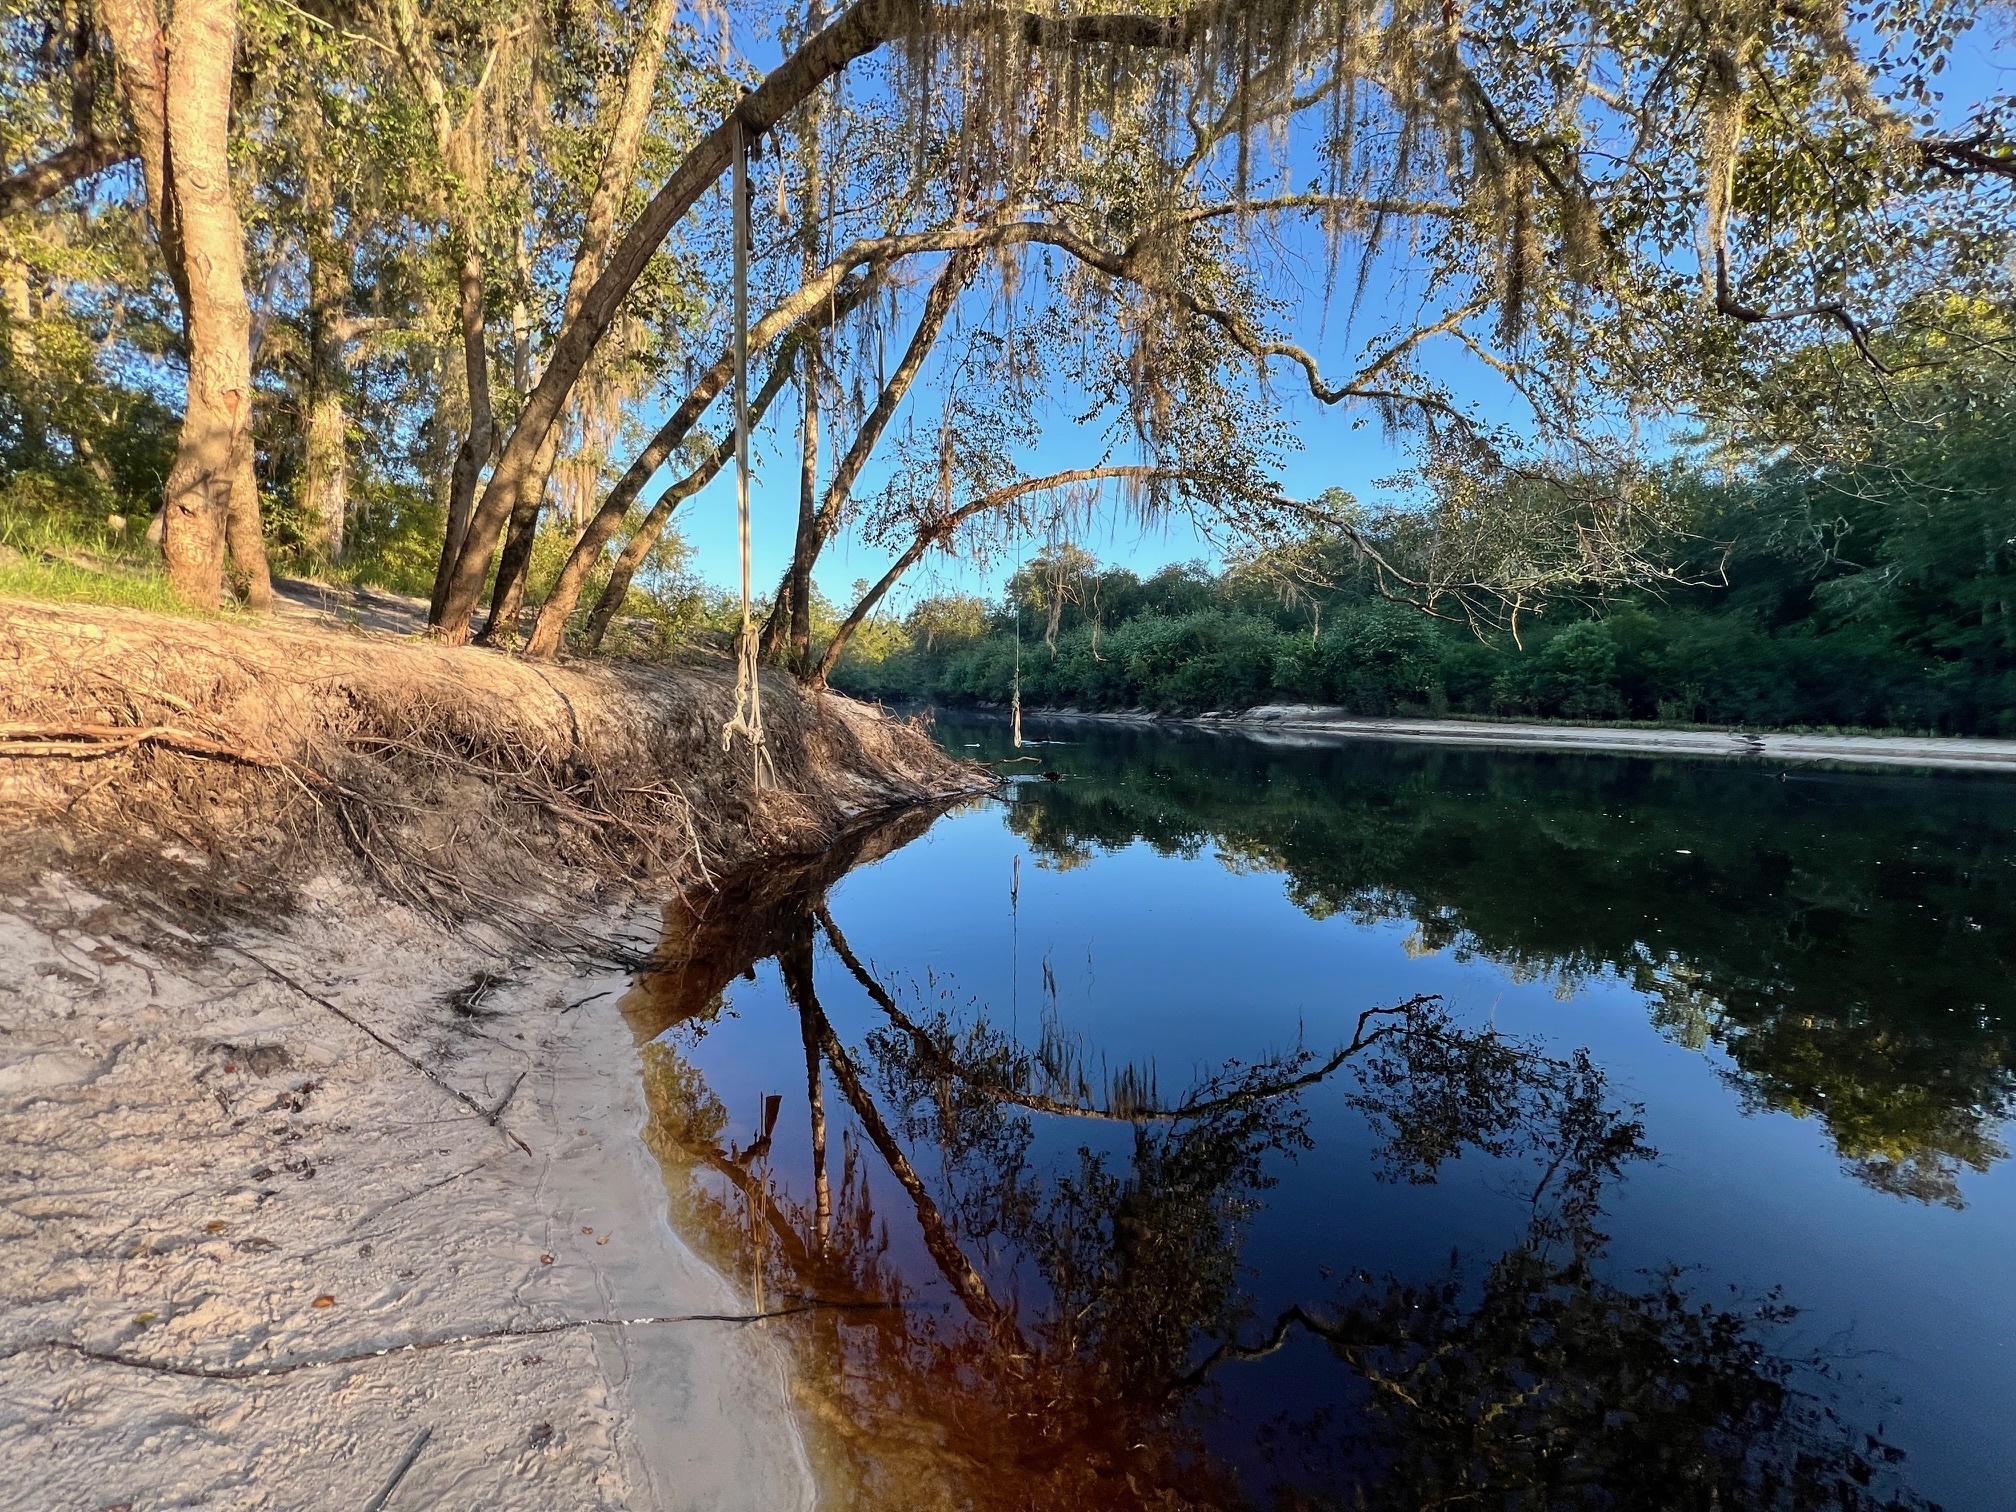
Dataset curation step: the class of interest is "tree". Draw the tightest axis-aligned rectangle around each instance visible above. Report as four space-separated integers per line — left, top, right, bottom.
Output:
101 0 270 608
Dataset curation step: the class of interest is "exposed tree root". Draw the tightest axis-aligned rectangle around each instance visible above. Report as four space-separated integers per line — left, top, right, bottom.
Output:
0 599 984 930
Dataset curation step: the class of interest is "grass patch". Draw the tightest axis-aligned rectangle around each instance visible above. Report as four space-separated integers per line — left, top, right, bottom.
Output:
0 552 216 617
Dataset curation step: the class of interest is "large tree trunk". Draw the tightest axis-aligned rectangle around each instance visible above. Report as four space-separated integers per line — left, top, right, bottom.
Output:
299 89 349 564
103 0 264 610
477 423 552 643
480 0 683 639
427 237 493 629
160 0 259 608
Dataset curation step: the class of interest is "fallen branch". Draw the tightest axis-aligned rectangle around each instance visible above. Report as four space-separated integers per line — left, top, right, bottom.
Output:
221 941 534 1157
362 1426 434 1512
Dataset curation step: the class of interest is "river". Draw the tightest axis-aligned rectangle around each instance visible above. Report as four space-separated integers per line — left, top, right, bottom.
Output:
618 712 2016 1509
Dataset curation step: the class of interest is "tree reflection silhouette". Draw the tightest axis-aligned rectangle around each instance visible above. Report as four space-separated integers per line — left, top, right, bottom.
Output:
986 723 2016 1207
629 820 1932 1511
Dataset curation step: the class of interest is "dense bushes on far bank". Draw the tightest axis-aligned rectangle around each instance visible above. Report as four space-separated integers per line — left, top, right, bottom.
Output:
835 592 2013 733
831 381 2016 735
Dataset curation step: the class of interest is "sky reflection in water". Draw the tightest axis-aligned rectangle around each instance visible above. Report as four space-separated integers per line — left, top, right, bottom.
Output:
622 715 2016 1509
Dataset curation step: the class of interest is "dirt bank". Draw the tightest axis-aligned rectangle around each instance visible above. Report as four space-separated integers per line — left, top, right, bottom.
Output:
0 598 974 920
1019 704 2016 773
0 598 985 1509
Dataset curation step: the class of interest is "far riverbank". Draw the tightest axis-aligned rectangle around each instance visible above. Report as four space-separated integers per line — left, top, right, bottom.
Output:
996 704 2016 772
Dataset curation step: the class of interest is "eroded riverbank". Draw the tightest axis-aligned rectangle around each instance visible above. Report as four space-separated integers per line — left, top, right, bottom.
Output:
0 598 987 1507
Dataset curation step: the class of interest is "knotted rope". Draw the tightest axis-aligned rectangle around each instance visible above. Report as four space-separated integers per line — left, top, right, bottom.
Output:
723 114 772 788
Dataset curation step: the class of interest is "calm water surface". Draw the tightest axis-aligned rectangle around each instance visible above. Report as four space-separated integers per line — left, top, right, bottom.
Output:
621 715 2016 1510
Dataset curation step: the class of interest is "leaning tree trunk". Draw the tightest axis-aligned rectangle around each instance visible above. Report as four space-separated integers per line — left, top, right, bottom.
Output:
433 0 1194 644
521 270 880 661
480 0 684 640
299 87 349 564
576 349 798 654
432 0 911 644
758 244 978 668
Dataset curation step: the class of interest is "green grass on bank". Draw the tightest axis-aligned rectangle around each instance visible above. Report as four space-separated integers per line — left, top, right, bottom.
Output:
0 550 213 617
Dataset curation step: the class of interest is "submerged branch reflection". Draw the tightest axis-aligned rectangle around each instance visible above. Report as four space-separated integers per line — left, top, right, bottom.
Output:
626 816 1931 1510
988 721 2016 1206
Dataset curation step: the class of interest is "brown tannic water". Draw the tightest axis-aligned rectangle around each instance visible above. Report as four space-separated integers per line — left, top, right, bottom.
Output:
619 714 2016 1510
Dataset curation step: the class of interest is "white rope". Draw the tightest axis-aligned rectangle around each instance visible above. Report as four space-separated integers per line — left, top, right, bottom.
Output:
723 114 771 788
1011 538 1024 749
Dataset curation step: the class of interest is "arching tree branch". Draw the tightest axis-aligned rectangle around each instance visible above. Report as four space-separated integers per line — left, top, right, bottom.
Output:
0 132 133 218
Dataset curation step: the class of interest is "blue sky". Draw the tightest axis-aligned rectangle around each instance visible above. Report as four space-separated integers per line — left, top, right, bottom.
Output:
657 10 2014 617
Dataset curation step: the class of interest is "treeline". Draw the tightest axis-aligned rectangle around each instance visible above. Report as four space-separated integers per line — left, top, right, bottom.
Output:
832 403 2016 735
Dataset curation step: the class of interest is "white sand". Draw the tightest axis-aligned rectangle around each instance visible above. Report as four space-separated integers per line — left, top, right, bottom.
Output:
0 871 815 1511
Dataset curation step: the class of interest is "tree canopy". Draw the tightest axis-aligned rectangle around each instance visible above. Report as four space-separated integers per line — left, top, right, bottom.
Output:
0 0 2010 671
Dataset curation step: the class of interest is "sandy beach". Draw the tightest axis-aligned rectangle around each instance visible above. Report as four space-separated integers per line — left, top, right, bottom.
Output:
0 870 816 1510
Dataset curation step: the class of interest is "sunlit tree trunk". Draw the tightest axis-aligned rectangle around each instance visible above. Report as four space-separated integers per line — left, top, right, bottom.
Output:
103 0 269 610
479 0 683 642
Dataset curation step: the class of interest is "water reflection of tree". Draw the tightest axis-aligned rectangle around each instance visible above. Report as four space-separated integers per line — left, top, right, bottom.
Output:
630 828 1929 1510
989 724 2016 1206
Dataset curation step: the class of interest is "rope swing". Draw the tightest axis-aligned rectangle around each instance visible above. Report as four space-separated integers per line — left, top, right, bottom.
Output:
722 114 771 789
1011 535 1024 750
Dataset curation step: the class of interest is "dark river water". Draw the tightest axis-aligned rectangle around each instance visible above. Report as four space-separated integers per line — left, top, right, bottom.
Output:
620 713 2016 1510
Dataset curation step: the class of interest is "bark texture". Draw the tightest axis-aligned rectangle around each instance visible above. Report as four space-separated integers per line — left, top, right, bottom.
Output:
104 0 266 609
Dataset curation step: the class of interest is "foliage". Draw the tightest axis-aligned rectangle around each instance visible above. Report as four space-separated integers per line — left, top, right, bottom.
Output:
7 0 2013 649
834 388 2016 733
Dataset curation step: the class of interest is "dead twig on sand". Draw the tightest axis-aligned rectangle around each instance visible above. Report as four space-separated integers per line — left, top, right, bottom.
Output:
362 1426 434 1512
220 942 534 1157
